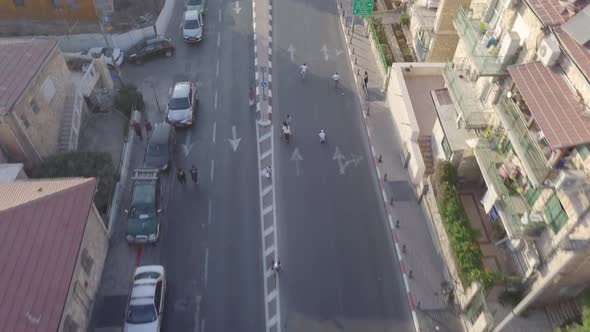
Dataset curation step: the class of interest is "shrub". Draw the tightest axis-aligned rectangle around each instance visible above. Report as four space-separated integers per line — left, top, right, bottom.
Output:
395 30 404 39
115 84 144 118
436 162 499 288
30 151 116 215
400 13 410 26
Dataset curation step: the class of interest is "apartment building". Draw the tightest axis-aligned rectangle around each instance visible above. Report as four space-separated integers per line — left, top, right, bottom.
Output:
430 0 590 330
0 0 98 21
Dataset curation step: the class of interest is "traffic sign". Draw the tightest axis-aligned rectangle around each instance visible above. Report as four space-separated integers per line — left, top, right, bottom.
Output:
353 0 374 16
260 81 268 88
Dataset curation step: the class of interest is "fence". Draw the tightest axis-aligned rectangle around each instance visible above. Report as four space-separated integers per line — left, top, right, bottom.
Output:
368 20 389 73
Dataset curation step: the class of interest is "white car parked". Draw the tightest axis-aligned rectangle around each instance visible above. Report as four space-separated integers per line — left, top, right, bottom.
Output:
124 265 166 332
65 47 124 68
181 10 204 43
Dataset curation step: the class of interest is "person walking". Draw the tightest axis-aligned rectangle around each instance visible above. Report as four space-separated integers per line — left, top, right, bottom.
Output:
249 86 255 107
300 63 308 80
177 168 187 185
286 114 292 126
131 120 143 140
189 165 198 184
145 120 153 138
263 166 272 180
363 71 369 91
319 129 326 143
332 72 340 88
271 259 281 273
282 121 291 142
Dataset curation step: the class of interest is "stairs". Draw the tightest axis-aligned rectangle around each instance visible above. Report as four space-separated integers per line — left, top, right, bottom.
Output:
58 85 79 152
418 135 434 175
546 299 582 328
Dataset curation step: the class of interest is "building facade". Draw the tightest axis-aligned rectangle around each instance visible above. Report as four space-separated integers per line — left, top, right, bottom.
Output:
0 39 82 169
0 0 98 21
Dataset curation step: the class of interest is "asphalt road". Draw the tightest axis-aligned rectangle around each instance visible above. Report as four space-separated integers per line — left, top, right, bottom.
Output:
271 0 414 330
119 0 264 331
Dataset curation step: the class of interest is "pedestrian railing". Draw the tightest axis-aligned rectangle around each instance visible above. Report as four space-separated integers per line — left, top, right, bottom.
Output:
368 20 389 72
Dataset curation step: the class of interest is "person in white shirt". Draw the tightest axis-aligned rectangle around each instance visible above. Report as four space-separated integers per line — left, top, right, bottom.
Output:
300 63 308 79
319 129 326 143
331 72 340 88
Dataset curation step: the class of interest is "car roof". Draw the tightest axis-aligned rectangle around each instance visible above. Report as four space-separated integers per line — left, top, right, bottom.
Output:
172 82 191 98
130 282 156 305
184 10 200 20
149 123 172 143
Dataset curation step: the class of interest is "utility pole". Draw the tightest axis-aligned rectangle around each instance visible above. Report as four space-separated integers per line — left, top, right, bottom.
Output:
94 1 124 85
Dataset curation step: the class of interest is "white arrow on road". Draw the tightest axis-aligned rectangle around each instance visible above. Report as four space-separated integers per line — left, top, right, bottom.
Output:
182 142 197 157
335 49 344 56
287 44 296 62
233 1 242 14
290 148 304 176
228 126 242 152
333 147 363 175
320 44 329 61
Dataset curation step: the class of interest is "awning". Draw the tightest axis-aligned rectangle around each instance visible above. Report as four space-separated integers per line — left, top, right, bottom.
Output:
508 62 590 149
556 27 590 82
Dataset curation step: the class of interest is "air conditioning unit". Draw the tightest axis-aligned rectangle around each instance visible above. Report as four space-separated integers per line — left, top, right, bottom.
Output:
537 34 561 67
554 169 588 191
499 32 521 65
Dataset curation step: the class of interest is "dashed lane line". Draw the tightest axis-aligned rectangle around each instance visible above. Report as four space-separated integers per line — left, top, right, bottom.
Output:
210 160 215 183
212 122 217 143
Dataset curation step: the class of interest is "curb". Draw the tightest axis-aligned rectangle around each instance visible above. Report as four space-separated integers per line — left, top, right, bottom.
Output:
336 4 421 332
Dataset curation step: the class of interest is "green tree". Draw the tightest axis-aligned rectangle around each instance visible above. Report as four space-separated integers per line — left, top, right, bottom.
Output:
30 151 116 215
115 84 145 118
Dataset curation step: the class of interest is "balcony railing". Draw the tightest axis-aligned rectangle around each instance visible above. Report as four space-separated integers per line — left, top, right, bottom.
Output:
453 7 509 75
443 62 494 128
473 138 526 238
495 96 551 187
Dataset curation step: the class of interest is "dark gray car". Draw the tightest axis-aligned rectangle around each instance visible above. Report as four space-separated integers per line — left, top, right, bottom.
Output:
144 123 175 171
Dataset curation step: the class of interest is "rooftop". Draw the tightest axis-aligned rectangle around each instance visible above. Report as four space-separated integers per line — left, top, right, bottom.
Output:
0 178 97 331
556 26 590 81
525 0 590 27
0 39 58 115
508 62 590 149
0 163 25 182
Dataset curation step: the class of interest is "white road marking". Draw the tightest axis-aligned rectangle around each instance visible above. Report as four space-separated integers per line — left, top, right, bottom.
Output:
261 149 272 160
264 245 274 256
228 125 242 152
258 131 271 142
208 200 212 225
201 319 205 332
210 160 215 182
218 8 222 22
395 243 402 261
287 44 295 62
376 167 381 179
262 185 272 196
216 60 219 77
217 32 221 47
403 274 410 290
262 205 273 215
212 122 216 143
214 91 218 110
263 226 274 237
321 44 329 61
290 148 303 176
233 1 242 14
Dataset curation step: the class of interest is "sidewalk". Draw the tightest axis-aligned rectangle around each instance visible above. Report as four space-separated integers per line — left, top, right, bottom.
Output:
337 2 462 331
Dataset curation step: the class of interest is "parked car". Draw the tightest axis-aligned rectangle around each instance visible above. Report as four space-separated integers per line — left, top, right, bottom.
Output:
124 265 166 332
144 123 175 171
64 47 124 68
181 10 204 43
125 169 162 243
186 0 205 14
127 36 175 64
166 81 198 127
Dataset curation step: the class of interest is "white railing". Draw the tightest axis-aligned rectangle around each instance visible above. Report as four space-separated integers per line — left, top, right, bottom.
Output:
68 89 83 151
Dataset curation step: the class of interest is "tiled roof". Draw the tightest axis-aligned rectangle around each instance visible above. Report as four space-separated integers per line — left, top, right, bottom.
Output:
0 178 97 331
556 27 590 81
526 0 590 26
0 39 57 115
508 62 590 149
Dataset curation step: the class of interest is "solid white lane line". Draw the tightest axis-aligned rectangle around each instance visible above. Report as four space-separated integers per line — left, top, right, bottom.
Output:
210 160 215 182
395 243 402 261
403 274 410 290
212 122 216 143
217 32 221 47
216 60 219 77
208 200 212 225
214 91 218 110
376 167 381 179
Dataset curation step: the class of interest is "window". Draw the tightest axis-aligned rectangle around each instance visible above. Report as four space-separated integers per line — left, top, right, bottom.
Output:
441 136 452 160
13 0 25 7
80 248 94 275
20 114 30 128
485 0 506 29
30 99 40 114
544 194 568 234
154 281 163 312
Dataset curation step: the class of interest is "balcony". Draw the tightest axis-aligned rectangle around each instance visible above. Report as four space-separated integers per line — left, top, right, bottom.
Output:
443 62 494 129
473 136 530 238
495 95 551 187
453 7 514 76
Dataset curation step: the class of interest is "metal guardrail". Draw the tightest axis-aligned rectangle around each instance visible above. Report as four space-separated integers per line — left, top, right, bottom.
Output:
368 20 389 70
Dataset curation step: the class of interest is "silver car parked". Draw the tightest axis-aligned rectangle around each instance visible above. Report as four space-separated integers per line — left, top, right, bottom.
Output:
166 82 198 127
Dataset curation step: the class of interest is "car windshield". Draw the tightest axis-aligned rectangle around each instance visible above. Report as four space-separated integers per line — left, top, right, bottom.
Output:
130 183 156 218
135 272 161 280
126 304 157 324
185 18 200 29
147 143 168 157
169 97 190 110
188 0 202 5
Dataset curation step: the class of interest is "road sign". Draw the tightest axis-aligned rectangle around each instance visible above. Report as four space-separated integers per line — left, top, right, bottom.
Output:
352 0 374 16
260 81 268 88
